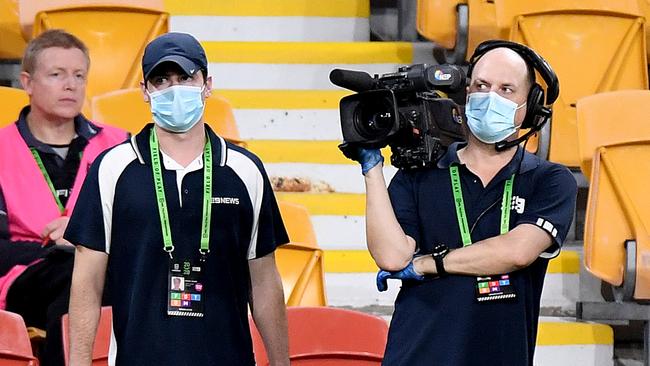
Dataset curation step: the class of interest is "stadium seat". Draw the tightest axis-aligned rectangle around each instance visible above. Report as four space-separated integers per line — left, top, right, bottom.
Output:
417 0 499 63
250 306 388 366
276 201 326 306
0 86 29 127
18 0 164 40
31 5 169 104
91 88 244 144
0 310 39 365
61 306 112 366
576 90 650 300
278 201 318 249
504 0 648 167
0 0 27 59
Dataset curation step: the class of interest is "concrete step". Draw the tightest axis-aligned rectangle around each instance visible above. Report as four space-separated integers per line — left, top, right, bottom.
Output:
166 0 370 42
200 41 433 89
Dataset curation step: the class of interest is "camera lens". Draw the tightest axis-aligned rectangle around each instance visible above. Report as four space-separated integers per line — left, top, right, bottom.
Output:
354 97 395 139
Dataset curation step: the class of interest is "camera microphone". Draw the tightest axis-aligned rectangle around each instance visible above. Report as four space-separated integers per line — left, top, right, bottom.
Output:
329 69 377 92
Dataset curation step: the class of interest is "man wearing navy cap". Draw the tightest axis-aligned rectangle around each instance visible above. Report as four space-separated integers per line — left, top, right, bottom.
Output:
66 32 290 366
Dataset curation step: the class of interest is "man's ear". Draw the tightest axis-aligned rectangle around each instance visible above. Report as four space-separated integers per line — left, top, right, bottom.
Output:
20 72 33 96
141 81 150 103
204 76 213 98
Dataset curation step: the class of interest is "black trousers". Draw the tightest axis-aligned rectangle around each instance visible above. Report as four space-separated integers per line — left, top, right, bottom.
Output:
4 243 74 366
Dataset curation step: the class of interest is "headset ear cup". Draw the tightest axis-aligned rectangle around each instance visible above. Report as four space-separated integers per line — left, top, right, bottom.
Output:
522 84 544 129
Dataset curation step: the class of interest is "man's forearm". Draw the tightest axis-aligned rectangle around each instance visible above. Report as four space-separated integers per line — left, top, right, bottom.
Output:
413 224 553 276
249 255 289 366
365 166 415 270
68 248 107 366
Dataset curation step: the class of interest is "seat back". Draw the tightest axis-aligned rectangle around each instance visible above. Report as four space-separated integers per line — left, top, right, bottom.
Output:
61 306 112 366
0 310 38 365
275 244 327 306
577 90 650 179
0 0 27 59
417 0 467 49
278 201 318 249
0 86 29 128
505 0 648 167
19 0 164 40
32 5 168 104
250 307 388 366
91 88 243 144
577 91 650 299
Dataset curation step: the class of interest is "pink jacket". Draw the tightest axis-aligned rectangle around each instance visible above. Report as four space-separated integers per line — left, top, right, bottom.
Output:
0 122 126 242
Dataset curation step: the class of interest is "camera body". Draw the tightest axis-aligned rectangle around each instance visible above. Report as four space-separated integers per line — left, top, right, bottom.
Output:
332 64 466 170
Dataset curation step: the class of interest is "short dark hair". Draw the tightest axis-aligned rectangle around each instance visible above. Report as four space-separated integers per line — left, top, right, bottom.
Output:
22 29 89 74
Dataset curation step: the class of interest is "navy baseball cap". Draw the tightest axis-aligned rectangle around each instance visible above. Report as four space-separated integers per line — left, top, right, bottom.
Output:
142 32 208 80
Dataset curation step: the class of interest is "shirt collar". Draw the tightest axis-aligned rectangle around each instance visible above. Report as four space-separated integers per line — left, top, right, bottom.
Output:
133 123 225 167
17 105 101 152
437 141 539 175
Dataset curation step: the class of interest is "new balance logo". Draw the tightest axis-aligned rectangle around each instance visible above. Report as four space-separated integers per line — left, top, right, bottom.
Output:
511 196 525 214
211 197 240 205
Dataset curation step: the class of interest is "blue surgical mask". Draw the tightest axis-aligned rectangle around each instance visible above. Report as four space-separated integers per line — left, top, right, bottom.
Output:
465 92 526 144
148 85 205 133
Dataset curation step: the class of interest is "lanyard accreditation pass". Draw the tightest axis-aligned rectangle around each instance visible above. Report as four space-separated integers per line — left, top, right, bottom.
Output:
449 165 517 302
151 129 212 317
30 149 66 214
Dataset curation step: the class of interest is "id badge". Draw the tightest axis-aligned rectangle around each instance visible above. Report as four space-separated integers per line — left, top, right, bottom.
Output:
168 259 205 317
475 274 517 302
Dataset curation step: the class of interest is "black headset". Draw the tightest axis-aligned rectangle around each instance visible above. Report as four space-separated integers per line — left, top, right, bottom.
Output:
467 40 560 150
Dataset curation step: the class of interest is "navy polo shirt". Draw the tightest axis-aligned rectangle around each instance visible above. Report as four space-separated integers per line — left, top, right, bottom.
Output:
64 124 289 366
383 142 577 366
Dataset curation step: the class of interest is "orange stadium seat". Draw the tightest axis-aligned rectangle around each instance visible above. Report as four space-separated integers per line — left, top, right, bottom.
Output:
18 0 164 40
0 86 29 127
250 307 388 366
503 0 648 167
417 0 499 63
0 0 27 59
61 306 112 366
577 90 650 300
91 88 244 144
278 201 318 249
0 310 39 365
276 201 326 306
31 5 169 105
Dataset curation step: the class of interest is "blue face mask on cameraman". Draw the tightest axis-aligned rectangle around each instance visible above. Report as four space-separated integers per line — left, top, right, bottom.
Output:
465 92 526 144
148 85 205 133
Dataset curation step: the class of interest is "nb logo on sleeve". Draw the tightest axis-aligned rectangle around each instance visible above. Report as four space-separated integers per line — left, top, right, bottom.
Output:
211 197 240 205
511 196 525 214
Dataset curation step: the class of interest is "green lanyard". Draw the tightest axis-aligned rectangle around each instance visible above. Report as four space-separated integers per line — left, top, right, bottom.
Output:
30 148 65 214
449 166 514 246
149 129 213 257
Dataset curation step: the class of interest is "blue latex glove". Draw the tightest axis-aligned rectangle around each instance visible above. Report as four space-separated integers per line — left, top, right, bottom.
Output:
376 261 425 292
358 148 384 175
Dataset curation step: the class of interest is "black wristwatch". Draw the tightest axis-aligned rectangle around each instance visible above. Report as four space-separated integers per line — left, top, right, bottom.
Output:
431 244 450 277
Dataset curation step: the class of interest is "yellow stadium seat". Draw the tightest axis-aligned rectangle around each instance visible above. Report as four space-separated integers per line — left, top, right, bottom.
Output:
576 90 650 300
31 5 169 104
18 0 164 40
0 0 27 59
91 88 244 144
417 0 467 50
0 86 29 127
278 201 318 249
275 244 327 306
275 201 327 306
417 0 499 63
504 0 648 167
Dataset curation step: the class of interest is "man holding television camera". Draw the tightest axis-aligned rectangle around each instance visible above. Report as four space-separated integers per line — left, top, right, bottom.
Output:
349 41 577 365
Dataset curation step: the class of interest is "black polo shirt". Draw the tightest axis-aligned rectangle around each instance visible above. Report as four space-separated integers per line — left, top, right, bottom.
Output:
383 142 577 366
64 124 289 366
